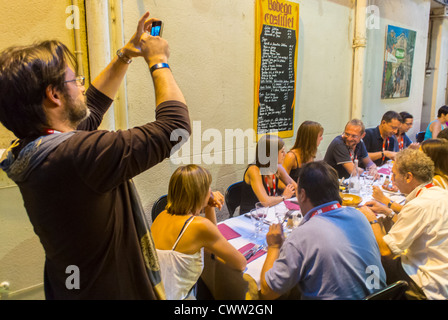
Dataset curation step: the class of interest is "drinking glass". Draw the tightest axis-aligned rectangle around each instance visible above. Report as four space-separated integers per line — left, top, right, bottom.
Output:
255 202 268 231
275 205 287 225
360 176 373 198
292 212 303 228
249 209 262 239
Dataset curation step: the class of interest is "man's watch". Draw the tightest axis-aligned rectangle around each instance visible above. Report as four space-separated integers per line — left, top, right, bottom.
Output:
116 49 132 64
387 208 395 219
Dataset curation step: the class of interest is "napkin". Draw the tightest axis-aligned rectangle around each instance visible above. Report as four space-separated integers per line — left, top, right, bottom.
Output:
378 167 391 175
238 243 267 263
284 200 300 210
217 223 241 240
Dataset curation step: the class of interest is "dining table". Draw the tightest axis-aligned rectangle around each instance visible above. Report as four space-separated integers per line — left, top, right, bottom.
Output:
200 164 406 300
200 199 301 300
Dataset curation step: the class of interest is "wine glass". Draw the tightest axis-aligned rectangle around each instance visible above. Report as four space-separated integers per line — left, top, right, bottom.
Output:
275 205 287 225
250 209 262 239
255 202 268 231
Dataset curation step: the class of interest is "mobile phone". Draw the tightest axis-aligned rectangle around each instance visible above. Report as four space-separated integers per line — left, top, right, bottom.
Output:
151 21 163 37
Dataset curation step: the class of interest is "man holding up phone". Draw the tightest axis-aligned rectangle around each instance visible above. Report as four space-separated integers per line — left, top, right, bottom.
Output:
0 12 190 299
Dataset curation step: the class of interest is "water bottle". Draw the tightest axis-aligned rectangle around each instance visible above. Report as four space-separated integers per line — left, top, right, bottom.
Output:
349 159 360 194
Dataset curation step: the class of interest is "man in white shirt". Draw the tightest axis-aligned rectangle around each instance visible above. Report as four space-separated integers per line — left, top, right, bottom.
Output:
360 149 448 300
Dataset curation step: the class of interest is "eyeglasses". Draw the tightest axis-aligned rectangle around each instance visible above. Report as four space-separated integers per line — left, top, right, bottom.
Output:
64 76 85 87
342 132 360 139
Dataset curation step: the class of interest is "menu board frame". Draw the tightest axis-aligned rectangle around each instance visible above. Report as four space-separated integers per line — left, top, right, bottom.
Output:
254 0 300 139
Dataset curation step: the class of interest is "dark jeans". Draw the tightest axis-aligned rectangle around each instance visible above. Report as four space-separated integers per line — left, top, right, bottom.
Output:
381 256 427 300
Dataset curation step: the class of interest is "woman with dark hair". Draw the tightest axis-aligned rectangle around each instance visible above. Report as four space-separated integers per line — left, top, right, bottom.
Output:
424 105 448 140
239 134 297 214
283 121 323 182
151 164 246 300
421 138 448 189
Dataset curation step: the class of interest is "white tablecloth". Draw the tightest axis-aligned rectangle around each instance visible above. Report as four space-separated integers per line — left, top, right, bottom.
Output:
218 200 299 289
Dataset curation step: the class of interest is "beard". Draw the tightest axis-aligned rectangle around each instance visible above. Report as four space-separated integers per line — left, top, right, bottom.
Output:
63 91 90 128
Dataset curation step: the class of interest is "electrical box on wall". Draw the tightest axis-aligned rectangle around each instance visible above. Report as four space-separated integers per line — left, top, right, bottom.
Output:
432 6 448 16
433 0 448 7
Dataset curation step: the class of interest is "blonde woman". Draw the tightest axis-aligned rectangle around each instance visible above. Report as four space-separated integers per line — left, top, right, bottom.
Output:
151 165 246 300
283 121 324 182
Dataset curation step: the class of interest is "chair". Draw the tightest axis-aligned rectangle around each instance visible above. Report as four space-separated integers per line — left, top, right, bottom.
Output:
416 131 425 143
225 181 243 218
364 280 409 300
151 194 167 222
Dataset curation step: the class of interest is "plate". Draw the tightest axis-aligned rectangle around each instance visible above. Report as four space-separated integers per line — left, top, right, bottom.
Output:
339 193 362 207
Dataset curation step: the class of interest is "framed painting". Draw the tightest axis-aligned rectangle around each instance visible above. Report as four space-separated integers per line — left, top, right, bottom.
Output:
381 25 417 99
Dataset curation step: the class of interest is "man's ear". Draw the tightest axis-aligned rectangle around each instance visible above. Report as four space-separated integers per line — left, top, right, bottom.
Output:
405 172 414 184
44 85 63 108
297 187 306 202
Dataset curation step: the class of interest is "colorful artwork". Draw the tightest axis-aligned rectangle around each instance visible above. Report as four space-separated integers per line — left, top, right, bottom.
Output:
381 25 417 99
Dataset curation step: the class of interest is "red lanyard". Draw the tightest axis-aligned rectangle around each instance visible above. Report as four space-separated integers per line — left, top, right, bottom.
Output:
44 129 61 135
382 138 390 163
264 174 276 196
310 203 342 219
416 183 435 197
397 136 404 151
349 149 357 163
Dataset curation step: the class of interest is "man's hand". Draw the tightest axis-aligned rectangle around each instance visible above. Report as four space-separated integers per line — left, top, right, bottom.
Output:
121 12 160 59
384 150 397 160
363 200 389 215
266 223 285 249
358 205 378 221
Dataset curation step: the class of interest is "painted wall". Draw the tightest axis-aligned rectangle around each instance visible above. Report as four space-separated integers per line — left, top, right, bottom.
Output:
122 0 355 217
362 0 432 140
422 13 448 129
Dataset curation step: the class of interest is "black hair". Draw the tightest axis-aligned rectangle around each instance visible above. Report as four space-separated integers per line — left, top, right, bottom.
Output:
437 105 448 118
297 161 342 207
381 110 402 123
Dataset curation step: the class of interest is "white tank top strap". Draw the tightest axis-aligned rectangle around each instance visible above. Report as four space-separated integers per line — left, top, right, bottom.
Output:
172 215 195 250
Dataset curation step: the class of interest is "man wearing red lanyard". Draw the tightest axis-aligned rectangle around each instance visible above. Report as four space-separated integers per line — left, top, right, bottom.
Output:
360 149 448 300
260 161 386 300
392 112 419 152
363 111 401 166
324 119 377 179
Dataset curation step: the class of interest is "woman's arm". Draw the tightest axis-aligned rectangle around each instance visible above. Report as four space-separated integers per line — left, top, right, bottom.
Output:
246 166 290 207
278 164 297 189
199 219 247 271
282 151 297 175
432 121 442 139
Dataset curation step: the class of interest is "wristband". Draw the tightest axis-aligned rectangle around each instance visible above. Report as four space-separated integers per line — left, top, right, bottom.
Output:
369 220 379 225
387 200 394 208
116 49 132 64
150 63 170 74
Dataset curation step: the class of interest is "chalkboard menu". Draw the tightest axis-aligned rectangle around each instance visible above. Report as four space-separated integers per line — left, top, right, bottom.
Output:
255 0 299 138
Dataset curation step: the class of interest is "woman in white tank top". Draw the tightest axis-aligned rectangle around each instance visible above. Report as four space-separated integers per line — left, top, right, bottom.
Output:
151 165 247 300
